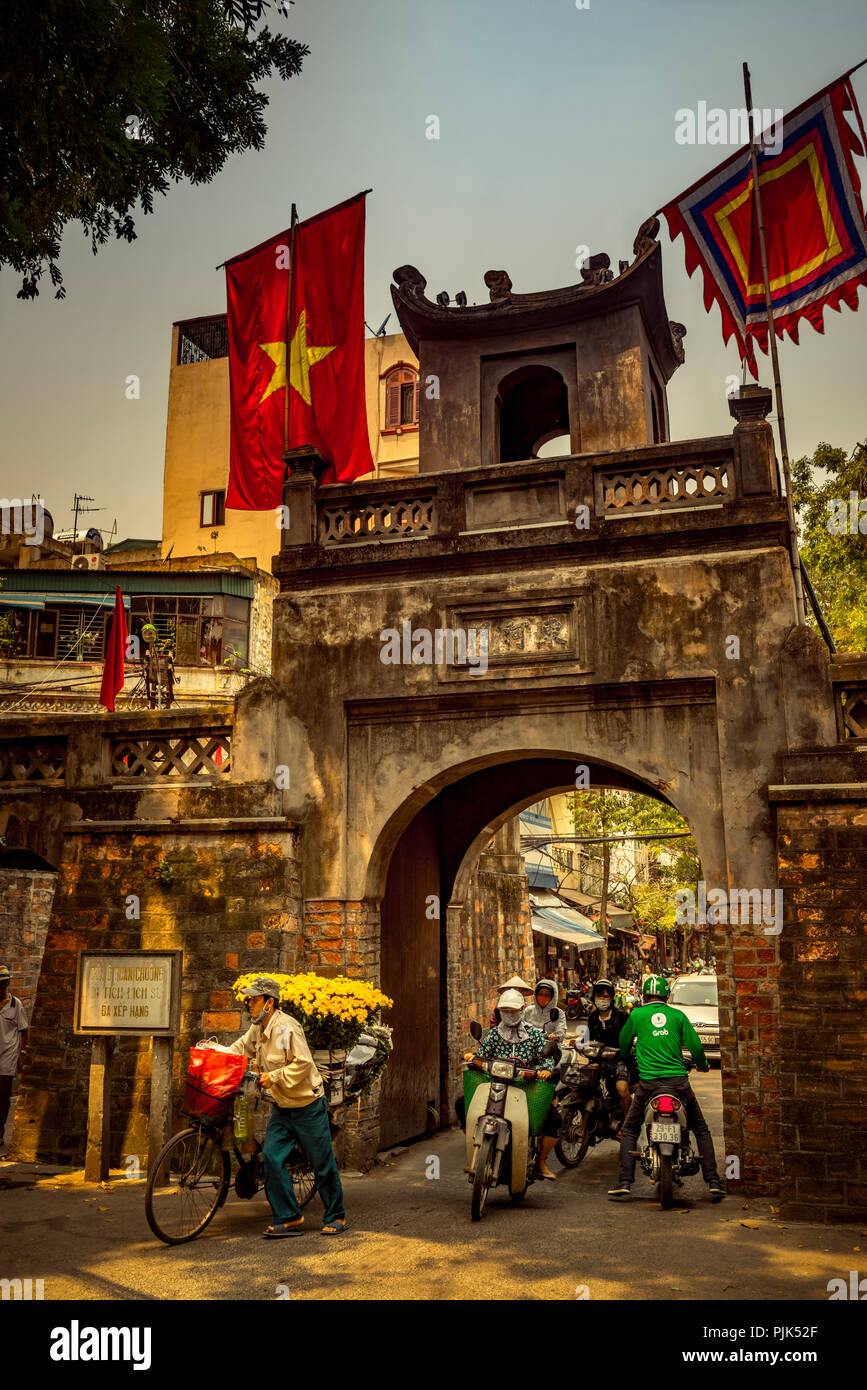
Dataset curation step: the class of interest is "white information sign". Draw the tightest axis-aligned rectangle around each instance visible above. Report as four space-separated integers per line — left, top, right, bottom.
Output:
76 953 177 1033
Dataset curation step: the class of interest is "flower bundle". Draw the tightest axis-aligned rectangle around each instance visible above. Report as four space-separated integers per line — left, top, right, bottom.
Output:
231 971 393 1052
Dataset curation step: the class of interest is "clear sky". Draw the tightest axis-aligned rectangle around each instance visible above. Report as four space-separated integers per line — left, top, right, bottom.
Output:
1 0 865 541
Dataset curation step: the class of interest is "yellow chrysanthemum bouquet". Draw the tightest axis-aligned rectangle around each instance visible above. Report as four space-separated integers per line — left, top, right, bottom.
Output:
231 971 393 1053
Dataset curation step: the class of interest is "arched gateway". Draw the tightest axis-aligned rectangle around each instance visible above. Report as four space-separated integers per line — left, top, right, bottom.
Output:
5 221 867 1222
273 221 867 1221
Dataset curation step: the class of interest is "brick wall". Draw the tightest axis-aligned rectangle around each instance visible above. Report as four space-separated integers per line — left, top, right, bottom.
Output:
10 825 301 1167
716 920 782 1199
774 797 867 1224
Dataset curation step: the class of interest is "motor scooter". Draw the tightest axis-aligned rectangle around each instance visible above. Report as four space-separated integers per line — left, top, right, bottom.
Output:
462 1021 559 1221
632 1059 701 1208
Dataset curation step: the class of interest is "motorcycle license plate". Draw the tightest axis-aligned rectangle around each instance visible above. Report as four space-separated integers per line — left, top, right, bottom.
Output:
650 1122 680 1142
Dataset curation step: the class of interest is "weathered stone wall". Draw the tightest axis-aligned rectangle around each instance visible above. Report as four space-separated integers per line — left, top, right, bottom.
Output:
0 868 57 1017
10 823 301 1168
0 867 57 1146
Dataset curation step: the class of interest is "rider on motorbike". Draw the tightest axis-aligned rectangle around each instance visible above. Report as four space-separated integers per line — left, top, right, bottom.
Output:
464 989 560 1180
607 974 724 1201
586 978 632 1124
522 977 567 1044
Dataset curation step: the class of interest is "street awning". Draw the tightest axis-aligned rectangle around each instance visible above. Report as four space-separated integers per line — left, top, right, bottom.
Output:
0 593 130 609
0 594 44 610
530 896 605 953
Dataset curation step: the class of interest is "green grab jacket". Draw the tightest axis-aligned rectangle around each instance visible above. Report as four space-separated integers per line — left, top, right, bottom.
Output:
618 1002 709 1079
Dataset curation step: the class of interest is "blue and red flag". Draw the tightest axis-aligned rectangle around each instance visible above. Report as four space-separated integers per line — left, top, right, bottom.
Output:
660 72 867 375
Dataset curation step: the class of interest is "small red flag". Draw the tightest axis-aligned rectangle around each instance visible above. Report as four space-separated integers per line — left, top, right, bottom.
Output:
99 587 127 713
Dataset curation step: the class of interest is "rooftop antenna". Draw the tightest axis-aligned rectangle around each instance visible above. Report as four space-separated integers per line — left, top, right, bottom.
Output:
365 313 391 337
70 494 103 555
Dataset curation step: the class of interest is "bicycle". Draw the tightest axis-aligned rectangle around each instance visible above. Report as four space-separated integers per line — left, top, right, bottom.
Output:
145 1110 317 1246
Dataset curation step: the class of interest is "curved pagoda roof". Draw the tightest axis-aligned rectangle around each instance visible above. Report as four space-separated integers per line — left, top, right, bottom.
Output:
390 217 686 382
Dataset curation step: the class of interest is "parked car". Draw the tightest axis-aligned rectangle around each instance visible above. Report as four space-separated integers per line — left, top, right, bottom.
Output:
667 973 719 1063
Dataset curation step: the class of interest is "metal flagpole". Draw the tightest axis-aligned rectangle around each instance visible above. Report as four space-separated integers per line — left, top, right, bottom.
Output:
743 62 806 624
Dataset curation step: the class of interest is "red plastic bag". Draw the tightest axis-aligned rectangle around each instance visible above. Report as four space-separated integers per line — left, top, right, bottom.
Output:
183 1046 247 1122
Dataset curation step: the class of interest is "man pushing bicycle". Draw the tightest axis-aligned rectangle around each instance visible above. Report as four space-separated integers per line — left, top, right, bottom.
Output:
229 976 347 1238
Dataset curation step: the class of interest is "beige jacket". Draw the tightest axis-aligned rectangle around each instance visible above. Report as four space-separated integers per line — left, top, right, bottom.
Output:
229 1008 324 1110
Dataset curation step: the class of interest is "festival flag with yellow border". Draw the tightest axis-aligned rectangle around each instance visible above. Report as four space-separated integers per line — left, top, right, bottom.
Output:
660 71 867 375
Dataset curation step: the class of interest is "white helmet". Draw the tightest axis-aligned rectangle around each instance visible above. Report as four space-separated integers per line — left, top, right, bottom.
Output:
497 989 525 1012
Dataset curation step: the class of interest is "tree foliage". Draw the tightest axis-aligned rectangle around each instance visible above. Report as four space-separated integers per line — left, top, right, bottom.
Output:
0 0 309 298
568 789 700 940
792 439 867 652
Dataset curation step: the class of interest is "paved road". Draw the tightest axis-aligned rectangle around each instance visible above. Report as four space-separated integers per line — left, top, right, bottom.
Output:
1 1071 862 1301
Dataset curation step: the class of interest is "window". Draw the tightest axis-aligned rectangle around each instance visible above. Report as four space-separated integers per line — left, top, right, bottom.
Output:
496 365 569 462
129 594 250 669
383 365 419 431
200 491 226 527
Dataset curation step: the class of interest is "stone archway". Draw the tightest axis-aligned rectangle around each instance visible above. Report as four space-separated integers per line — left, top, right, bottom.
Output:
367 742 729 1148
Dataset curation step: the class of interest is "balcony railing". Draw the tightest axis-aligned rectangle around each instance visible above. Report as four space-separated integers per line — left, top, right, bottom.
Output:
176 315 229 365
832 655 867 739
287 436 758 556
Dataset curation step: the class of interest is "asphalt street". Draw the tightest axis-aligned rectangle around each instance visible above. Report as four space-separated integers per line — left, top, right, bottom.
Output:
2 1072 863 1301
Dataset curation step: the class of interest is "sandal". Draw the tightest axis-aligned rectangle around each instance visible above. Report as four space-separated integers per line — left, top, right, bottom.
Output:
264 1219 304 1239
321 1219 348 1235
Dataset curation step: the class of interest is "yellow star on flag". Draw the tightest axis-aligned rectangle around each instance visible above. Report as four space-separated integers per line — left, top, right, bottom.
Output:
257 309 335 406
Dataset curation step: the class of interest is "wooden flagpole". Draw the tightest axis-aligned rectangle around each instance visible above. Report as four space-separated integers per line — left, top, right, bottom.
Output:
743 62 806 624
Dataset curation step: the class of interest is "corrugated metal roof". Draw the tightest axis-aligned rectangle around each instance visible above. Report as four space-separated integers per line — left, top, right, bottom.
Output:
0 570 253 598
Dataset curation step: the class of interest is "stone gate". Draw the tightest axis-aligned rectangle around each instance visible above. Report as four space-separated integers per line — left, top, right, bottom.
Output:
4 224 867 1221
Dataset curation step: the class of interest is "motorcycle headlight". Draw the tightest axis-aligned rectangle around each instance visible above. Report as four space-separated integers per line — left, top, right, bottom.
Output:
490 1060 515 1079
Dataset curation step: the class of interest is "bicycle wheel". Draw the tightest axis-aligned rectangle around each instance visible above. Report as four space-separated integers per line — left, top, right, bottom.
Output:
287 1157 317 1209
145 1127 230 1245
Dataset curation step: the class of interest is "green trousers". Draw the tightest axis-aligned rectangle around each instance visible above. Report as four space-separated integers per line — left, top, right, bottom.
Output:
263 1094 345 1226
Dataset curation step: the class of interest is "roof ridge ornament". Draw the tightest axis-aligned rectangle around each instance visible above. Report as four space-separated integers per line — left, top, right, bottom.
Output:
484 269 512 303
579 252 613 286
633 215 660 260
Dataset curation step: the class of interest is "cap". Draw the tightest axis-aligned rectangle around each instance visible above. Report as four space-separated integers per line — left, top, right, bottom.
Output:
500 974 534 993
0 965 10 981
497 989 526 1011
240 976 282 1000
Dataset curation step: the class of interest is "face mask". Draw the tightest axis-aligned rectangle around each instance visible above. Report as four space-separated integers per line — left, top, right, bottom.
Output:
596 997 612 1012
500 1011 521 1026
250 999 271 1025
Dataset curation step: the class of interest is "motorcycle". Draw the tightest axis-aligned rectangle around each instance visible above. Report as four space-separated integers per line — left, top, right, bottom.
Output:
462 1020 559 1221
553 1040 622 1168
564 986 593 1022
631 1060 701 1208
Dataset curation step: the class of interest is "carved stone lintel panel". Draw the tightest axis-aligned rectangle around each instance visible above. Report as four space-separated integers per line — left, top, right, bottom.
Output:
438 595 589 679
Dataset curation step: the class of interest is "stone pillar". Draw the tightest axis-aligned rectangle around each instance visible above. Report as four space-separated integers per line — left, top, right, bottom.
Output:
728 385 778 498
280 446 326 548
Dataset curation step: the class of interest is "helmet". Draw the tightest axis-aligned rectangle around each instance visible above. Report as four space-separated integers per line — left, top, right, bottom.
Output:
497 989 525 1012
642 974 670 1000
591 978 614 998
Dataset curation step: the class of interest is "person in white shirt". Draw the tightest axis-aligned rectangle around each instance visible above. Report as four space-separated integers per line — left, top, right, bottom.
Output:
0 966 29 1155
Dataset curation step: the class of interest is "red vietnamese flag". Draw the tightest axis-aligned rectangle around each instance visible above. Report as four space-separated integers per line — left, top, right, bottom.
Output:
225 226 291 510
287 192 373 484
99 587 127 713
225 192 373 509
